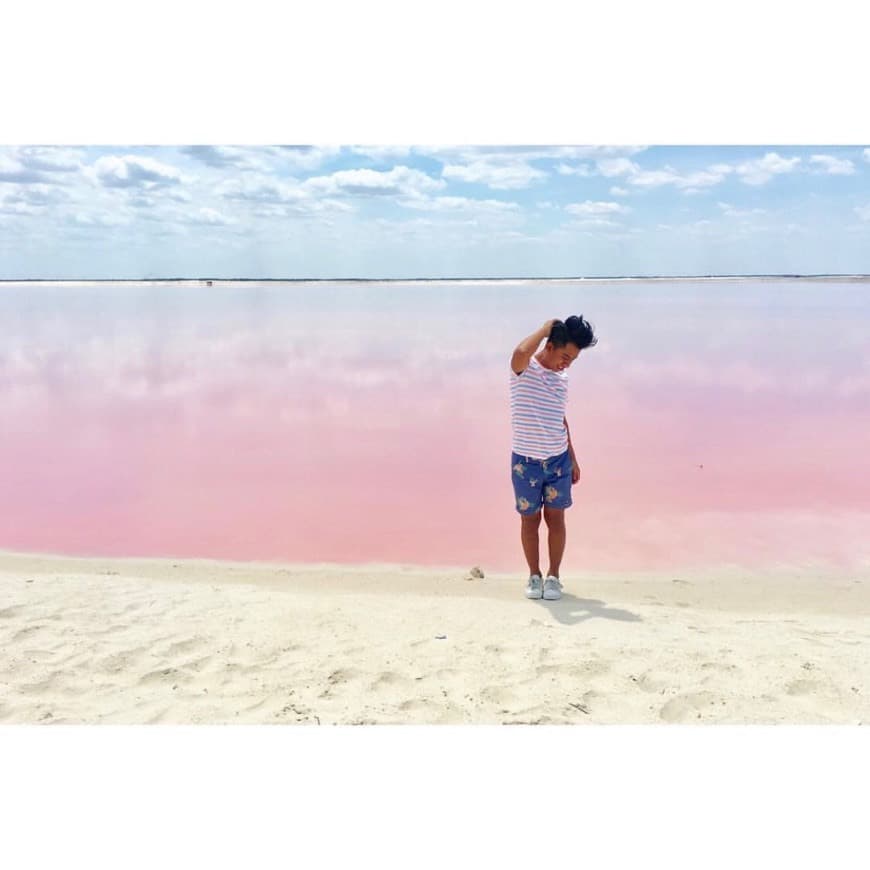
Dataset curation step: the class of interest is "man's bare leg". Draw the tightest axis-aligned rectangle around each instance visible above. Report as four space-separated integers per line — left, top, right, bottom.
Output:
520 511 542 576
543 506 566 578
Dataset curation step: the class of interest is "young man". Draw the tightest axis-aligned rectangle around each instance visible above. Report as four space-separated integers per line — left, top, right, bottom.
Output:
510 316 597 600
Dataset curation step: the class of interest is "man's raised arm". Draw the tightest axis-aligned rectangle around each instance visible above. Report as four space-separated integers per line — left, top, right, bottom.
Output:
511 319 557 375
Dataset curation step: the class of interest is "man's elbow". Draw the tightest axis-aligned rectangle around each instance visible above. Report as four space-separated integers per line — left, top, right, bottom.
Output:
510 349 530 372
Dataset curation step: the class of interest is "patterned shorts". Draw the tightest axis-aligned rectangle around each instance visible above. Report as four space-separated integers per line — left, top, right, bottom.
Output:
510 450 573 515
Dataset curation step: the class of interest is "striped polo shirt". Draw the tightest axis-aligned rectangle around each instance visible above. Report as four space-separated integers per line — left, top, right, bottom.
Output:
510 355 569 460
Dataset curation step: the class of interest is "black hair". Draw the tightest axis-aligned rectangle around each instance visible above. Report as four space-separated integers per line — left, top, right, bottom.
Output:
549 315 597 350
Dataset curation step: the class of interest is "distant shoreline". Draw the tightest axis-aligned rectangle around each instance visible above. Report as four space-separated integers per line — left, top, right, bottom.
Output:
2 274 870 287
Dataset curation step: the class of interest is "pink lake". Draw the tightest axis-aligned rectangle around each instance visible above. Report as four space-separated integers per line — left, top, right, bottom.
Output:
2 279 869 574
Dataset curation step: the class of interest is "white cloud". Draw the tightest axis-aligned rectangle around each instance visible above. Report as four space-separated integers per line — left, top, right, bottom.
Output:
305 166 445 197
401 195 520 214
442 159 546 189
596 158 731 191
809 154 855 175
87 155 186 189
636 166 730 190
610 186 629 196
733 152 800 185
550 146 647 159
0 154 49 184
1 184 69 208
414 146 647 191
128 188 193 209
565 200 630 216
218 176 307 204
181 146 267 172
186 207 238 226
717 202 767 218
569 218 621 228
348 146 412 162
864 148 870 163
855 204 870 221
14 146 83 173
595 151 802 192
596 157 639 178
265 146 342 170
556 163 592 176
72 211 133 227
0 198 40 216
420 146 645 164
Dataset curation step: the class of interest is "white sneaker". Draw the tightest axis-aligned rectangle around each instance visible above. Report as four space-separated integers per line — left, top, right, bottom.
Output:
525 574 543 599
543 576 563 600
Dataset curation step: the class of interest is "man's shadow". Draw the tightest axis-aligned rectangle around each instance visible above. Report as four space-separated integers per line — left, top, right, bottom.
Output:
534 592 642 626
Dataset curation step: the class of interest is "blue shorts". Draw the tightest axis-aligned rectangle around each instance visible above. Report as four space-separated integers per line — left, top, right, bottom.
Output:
511 450 573 515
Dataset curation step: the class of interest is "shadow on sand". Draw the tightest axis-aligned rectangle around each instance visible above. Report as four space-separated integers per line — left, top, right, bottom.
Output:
533 592 642 626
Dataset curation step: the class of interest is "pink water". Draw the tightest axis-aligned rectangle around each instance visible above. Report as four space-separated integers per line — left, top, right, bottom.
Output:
2 280 869 573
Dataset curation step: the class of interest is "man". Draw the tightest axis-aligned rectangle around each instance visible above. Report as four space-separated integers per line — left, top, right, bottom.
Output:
510 315 598 600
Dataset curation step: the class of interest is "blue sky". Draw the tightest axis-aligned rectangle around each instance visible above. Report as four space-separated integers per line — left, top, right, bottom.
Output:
2 144 870 278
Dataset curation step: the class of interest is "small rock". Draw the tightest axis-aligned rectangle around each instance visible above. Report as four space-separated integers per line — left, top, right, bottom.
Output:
435 634 447 640
469 566 484 579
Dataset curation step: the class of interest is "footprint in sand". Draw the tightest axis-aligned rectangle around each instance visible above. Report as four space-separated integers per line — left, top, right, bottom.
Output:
398 698 435 714
12 624 47 642
177 654 214 675
17 674 61 696
568 660 611 679
632 671 673 693
327 667 363 685
94 646 151 675
700 660 737 672
480 685 513 705
21 649 57 664
139 667 190 687
369 671 412 691
659 691 718 722
159 636 210 658
785 678 824 696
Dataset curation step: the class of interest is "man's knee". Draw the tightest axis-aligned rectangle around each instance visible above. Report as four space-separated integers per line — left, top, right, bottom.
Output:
543 506 565 527
520 510 542 526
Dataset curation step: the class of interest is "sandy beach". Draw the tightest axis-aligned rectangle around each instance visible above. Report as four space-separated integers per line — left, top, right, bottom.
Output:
1 549 867 725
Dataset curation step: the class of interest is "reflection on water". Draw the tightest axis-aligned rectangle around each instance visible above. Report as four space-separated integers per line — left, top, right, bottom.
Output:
1 280 869 572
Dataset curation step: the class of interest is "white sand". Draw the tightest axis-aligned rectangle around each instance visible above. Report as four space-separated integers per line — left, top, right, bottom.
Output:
1 550 868 724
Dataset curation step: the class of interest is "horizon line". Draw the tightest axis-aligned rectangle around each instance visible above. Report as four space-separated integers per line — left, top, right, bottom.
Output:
3 272 870 283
